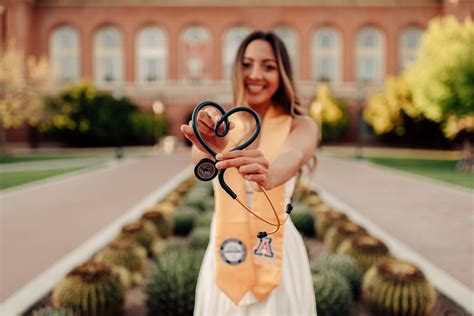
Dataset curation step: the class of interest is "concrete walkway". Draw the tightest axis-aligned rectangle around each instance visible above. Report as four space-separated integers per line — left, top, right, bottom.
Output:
0 153 190 302
313 154 473 291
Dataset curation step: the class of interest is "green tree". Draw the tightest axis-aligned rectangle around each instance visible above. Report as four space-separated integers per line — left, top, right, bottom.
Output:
406 16 474 139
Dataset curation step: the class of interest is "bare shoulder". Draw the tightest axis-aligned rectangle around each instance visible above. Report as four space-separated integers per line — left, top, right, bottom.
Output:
291 115 317 133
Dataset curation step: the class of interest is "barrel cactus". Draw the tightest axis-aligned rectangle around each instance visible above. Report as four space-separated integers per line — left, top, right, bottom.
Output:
188 227 210 250
324 220 367 252
315 210 349 238
142 209 173 238
362 258 437 315
337 234 390 273
171 207 198 236
116 220 159 256
52 261 124 315
291 203 316 237
164 191 182 206
311 253 363 298
32 307 73 316
155 200 176 215
313 270 352 316
146 250 204 316
196 210 213 229
95 240 146 286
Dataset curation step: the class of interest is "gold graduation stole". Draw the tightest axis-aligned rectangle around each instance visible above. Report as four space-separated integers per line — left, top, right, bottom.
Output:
214 105 293 305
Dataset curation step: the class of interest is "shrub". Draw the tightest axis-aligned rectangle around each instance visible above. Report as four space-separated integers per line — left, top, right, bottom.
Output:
313 270 352 316
337 234 391 273
172 208 198 236
146 250 204 316
52 261 124 315
324 220 367 252
32 307 73 316
363 258 437 315
291 203 316 237
42 81 156 146
311 253 363 298
188 227 210 250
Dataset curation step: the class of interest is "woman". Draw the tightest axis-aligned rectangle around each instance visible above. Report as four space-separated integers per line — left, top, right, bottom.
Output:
181 31 318 315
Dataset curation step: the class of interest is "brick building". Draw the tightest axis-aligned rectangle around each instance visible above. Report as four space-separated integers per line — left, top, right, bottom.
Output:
1 0 472 144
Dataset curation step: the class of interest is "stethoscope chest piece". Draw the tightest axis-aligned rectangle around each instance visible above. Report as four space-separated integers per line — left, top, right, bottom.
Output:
194 158 218 181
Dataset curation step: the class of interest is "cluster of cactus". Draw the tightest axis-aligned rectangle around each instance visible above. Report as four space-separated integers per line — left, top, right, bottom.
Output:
142 209 173 238
32 307 73 316
183 184 214 212
311 253 362 298
315 210 349 238
313 270 352 316
196 210 213 229
362 258 437 315
115 220 160 256
146 250 204 316
95 240 146 287
188 227 210 250
52 261 124 315
291 203 316 237
337 234 391 273
171 207 198 236
324 220 367 251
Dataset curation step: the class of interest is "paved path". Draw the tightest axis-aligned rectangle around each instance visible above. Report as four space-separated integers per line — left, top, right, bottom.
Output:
0 153 190 302
313 154 473 290
0 157 110 172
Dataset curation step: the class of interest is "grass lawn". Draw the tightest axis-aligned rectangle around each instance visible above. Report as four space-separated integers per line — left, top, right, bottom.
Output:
367 157 474 189
0 167 85 190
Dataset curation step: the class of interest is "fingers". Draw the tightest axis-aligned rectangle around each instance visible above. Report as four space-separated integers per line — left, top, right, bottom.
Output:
216 149 264 161
238 163 268 176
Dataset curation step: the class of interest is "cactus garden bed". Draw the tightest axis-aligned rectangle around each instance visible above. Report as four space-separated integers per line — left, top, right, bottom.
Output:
26 176 470 316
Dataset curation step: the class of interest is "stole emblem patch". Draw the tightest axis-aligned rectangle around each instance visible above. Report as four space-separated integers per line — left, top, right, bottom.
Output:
220 239 247 265
253 237 274 258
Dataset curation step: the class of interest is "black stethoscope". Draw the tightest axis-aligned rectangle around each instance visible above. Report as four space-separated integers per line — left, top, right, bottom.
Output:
192 100 293 239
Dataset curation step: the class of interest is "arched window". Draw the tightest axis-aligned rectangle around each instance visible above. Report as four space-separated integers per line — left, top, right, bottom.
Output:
399 26 423 71
273 26 299 79
356 27 385 82
49 26 80 83
179 26 212 83
136 26 168 83
312 26 342 83
94 26 123 84
222 26 251 80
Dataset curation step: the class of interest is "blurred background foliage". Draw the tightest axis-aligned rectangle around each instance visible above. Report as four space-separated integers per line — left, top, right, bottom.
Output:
364 16 474 148
41 81 167 147
310 82 350 143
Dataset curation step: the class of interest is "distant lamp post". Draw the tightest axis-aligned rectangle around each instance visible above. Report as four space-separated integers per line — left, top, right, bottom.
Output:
152 100 164 150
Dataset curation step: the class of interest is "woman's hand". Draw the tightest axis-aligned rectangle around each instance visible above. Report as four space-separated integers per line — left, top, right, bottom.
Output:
180 107 235 154
215 150 272 191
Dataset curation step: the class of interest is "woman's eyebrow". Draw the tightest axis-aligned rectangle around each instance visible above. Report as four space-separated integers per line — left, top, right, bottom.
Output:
243 57 277 63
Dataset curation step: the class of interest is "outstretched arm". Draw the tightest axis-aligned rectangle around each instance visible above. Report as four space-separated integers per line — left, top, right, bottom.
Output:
215 116 318 191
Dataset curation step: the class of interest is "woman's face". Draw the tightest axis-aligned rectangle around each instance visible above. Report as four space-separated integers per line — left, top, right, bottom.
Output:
242 39 280 109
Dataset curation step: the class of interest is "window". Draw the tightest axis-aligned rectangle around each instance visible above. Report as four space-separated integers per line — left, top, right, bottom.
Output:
49 26 80 83
356 27 384 82
312 27 342 83
399 26 423 71
94 26 123 84
273 26 299 79
222 26 251 80
179 26 212 83
136 26 167 83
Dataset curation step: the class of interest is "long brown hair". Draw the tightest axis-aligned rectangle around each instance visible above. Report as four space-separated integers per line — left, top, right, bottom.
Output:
231 31 307 117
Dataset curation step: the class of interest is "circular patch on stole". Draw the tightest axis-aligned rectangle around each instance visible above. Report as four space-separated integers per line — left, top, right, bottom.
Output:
219 239 247 265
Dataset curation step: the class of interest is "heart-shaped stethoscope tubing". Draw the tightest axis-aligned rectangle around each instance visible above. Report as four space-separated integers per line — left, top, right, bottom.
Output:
192 100 292 239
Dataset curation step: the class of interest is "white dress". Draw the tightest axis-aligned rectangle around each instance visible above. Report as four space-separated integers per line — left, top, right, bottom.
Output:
194 177 317 316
